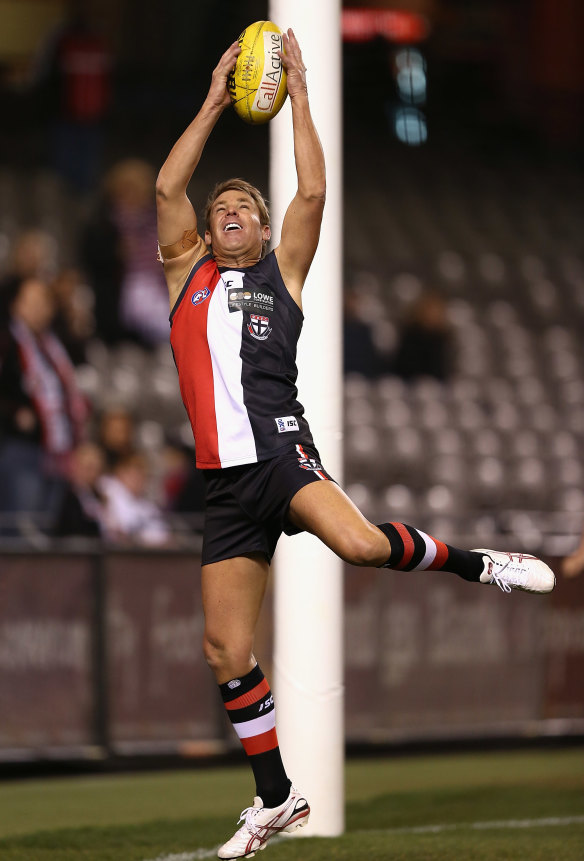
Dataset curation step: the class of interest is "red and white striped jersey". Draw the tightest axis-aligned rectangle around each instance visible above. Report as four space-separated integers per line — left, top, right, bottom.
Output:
169 251 314 469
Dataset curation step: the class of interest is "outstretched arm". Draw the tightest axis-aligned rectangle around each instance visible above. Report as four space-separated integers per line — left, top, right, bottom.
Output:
274 29 326 307
156 40 240 248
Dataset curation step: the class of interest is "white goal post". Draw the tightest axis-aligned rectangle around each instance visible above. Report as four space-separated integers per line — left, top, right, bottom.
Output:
269 0 344 838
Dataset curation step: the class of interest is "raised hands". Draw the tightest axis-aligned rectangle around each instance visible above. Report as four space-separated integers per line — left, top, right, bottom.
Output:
279 28 308 100
207 40 241 110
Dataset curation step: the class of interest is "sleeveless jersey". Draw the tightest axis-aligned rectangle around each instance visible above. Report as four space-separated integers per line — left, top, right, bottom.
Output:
169 251 314 469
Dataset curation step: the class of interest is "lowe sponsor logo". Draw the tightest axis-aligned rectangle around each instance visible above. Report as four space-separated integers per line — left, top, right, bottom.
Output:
253 291 273 304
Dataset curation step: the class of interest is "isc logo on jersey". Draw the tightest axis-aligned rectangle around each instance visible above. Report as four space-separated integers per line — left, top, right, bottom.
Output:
191 287 211 307
275 415 299 433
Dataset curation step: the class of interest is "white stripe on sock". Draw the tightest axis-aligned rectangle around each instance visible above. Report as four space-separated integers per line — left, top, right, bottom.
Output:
411 529 437 571
232 708 276 740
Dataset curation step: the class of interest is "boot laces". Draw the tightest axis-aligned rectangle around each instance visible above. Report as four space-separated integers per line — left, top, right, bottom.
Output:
490 570 513 593
237 804 261 835
488 557 521 593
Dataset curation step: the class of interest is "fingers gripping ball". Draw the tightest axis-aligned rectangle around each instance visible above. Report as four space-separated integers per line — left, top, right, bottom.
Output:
228 21 288 125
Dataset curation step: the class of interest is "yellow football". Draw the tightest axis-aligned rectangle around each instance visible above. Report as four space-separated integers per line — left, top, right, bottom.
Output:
228 21 288 125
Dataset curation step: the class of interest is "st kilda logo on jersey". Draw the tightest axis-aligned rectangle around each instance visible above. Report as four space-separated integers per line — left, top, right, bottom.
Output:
248 313 272 341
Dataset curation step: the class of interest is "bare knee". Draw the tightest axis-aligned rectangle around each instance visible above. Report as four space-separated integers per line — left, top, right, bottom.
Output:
339 523 388 567
203 630 254 682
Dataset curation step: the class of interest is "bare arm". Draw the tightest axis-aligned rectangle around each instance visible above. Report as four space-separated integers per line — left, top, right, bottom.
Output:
156 40 240 248
273 29 326 308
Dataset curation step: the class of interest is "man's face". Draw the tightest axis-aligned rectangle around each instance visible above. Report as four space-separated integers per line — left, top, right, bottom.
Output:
12 278 55 334
205 190 270 260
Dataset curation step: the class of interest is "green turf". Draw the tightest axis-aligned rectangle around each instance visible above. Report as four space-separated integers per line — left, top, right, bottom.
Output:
0 749 582 860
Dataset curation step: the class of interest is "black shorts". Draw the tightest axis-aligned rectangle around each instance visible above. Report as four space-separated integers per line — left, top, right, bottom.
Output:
201 442 335 566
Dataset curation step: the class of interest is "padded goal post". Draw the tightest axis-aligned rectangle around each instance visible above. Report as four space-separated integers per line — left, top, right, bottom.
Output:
270 0 344 838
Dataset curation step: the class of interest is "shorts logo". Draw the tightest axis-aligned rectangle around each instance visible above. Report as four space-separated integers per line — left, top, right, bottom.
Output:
248 314 272 340
296 444 328 479
275 415 299 434
191 287 211 307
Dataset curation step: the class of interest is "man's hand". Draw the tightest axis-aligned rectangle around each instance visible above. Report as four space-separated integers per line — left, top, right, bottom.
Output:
562 553 584 578
206 40 241 110
279 29 307 100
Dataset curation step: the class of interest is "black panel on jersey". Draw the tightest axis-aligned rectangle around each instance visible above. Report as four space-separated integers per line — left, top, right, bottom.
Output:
218 252 315 461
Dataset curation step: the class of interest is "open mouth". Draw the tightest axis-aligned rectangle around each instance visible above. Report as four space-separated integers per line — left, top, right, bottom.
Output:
224 223 242 232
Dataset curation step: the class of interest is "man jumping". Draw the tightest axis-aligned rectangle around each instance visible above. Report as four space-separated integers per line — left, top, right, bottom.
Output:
156 28 555 860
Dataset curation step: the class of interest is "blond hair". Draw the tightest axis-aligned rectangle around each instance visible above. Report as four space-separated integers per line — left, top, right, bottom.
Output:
204 179 270 257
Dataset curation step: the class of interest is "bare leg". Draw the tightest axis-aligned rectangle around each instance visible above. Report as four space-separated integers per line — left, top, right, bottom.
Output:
202 552 292 807
288 480 390 566
287 480 485 580
202 552 269 683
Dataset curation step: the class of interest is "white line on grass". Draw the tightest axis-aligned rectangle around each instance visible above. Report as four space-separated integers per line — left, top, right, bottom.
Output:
143 851 220 861
142 840 288 861
142 815 584 861
363 814 584 836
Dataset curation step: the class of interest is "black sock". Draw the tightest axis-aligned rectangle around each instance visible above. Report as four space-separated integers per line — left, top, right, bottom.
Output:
219 664 291 808
377 522 484 582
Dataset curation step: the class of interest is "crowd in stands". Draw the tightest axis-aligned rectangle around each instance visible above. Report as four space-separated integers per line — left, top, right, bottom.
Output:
0 0 581 575
0 175 447 547
0 0 581 554
0 207 206 544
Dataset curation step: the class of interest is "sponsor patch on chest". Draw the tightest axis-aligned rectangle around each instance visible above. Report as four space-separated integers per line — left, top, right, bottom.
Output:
275 415 299 434
227 287 275 315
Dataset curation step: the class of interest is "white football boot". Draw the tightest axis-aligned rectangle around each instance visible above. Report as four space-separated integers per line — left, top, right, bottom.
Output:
474 549 555 594
217 787 310 859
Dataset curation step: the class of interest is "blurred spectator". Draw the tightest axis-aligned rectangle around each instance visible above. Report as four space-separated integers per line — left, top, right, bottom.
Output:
51 267 95 364
97 406 136 469
161 443 192 508
393 290 453 381
33 0 112 192
53 440 106 538
99 450 171 546
0 275 89 529
8 229 58 281
3 230 94 364
81 158 169 347
343 289 389 377
162 442 205 514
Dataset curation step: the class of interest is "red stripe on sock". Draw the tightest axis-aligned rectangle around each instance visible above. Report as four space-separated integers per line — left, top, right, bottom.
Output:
428 538 449 570
391 522 415 569
241 727 279 756
225 678 270 711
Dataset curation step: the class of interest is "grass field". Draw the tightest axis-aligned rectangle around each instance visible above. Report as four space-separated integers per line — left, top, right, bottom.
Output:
0 748 583 860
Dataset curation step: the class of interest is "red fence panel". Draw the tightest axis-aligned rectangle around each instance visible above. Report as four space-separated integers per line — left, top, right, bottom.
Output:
0 551 582 762
105 553 220 755
344 559 584 741
0 554 95 756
